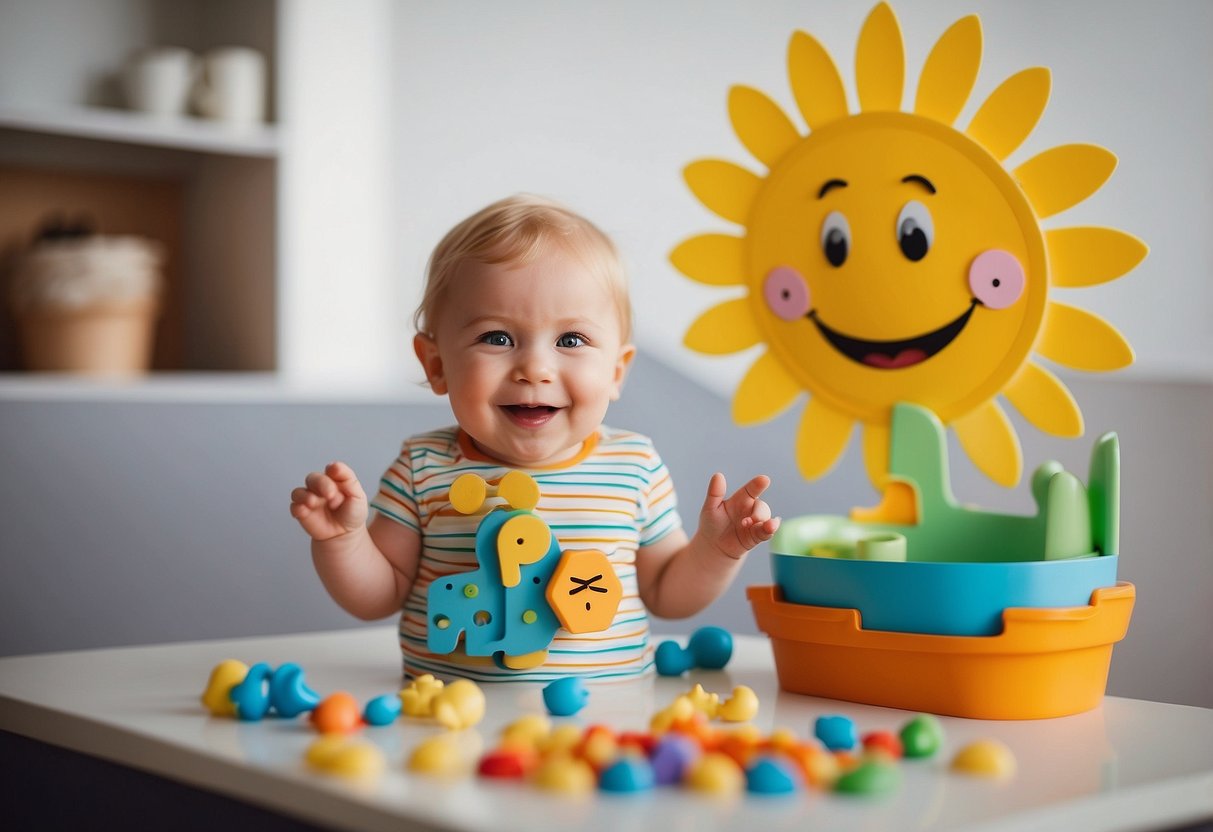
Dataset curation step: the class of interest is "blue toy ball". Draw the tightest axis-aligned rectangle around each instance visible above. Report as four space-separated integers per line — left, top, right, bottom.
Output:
687 626 733 670
654 640 694 677
542 676 589 716
229 662 273 721
815 714 859 751
363 693 403 726
746 756 802 795
268 663 320 718
599 756 656 793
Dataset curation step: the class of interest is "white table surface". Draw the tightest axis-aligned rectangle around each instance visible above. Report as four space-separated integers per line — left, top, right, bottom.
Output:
1 628 1210 832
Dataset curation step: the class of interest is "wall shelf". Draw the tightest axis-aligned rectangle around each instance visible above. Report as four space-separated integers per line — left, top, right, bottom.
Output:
0 104 280 158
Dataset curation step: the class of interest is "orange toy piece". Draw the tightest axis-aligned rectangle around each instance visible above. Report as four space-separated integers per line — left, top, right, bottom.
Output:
310 692 362 734
546 549 622 633
748 582 1135 719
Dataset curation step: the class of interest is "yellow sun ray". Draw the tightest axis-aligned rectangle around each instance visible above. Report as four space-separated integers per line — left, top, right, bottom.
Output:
914 14 982 125
683 160 762 226
796 397 856 480
1014 144 1117 219
1045 227 1148 288
1004 360 1083 438
965 67 1051 161
1036 302 1134 371
953 400 1022 487
683 298 762 355
732 351 803 425
861 422 891 487
729 85 802 170
670 234 746 287
856 2 905 112
787 31 849 129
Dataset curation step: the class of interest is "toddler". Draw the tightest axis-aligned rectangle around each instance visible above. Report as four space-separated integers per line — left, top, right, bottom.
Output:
291 194 779 681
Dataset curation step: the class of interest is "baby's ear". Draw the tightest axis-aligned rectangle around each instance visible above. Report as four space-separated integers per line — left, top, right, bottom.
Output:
610 344 637 401
413 333 447 394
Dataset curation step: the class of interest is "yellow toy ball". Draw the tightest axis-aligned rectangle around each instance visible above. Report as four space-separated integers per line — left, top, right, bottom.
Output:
200 659 249 717
951 738 1017 778
686 752 745 797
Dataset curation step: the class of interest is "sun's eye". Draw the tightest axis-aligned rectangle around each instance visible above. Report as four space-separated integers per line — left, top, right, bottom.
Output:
896 200 934 262
480 331 513 347
556 332 586 348
820 211 851 267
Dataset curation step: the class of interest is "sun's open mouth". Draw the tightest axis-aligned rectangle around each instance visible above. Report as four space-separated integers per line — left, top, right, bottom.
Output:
808 300 978 369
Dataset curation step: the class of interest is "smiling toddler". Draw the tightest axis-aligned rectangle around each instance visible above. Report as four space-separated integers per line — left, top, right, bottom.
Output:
291 194 779 681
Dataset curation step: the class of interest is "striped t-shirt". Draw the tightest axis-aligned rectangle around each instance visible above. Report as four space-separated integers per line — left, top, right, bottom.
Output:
369 425 683 682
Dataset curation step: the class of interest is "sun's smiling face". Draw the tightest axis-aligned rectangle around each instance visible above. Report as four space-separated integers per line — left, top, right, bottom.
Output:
674 3 1144 489
749 112 1047 424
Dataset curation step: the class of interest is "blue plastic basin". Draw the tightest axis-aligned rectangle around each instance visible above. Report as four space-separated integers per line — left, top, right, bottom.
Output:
771 552 1120 636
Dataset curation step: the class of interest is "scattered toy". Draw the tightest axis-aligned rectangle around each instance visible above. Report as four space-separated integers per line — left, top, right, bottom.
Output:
268 663 321 718
655 626 735 676
746 756 802 795
201 659 249 717
951 739 1017 778
408 734 464 776
900 713 945 759
687 626 733 669
363 693 402 726
686 752 745 797
834 758 901 797
431 679 486 730
815 715 858 751
400 674 444 718
310 692 362 734
229 662 274 721
543 676 589 716
305 735 385 778
599 756 656 793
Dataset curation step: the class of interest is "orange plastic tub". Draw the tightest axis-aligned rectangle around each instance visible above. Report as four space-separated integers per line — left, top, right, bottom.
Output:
748 582 1135 719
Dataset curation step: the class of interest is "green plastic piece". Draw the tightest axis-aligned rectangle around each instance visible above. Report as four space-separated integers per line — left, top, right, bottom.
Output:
1043 471 1092 559
899 713 944 759
771 404 1121 563
834 759 901 795
1087 433 1120 556
855 533 907 562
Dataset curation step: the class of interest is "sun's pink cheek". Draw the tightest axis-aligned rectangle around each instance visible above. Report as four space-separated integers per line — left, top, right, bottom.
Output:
968 249 1025 309
763 266 812 320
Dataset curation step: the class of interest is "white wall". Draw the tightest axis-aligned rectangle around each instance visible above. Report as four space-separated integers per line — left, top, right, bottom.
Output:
388 0 1213 394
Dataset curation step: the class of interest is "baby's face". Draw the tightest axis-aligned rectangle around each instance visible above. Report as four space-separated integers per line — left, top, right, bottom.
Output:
420 247 634 468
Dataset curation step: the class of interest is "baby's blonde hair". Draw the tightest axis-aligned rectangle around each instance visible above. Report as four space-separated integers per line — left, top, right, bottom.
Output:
415 194 633 341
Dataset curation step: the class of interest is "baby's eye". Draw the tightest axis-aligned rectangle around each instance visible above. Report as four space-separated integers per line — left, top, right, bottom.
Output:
480 331 513 347
556 332 586 348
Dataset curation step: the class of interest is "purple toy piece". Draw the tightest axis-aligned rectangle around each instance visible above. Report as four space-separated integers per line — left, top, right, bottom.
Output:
650 734 701 785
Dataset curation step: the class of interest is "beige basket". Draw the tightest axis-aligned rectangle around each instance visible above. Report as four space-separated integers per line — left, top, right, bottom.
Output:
18 298 159 375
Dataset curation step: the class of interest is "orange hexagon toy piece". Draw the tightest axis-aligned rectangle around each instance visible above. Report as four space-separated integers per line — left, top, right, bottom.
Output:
545 549 621 634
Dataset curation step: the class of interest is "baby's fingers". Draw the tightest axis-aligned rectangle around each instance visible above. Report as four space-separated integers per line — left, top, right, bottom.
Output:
325 462 367 502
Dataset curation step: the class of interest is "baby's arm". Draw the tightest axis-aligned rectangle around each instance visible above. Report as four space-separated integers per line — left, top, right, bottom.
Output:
290 462 421 620
637 473 779 619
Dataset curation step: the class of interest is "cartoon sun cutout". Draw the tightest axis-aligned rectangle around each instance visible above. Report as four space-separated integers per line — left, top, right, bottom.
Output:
674 3 1146 489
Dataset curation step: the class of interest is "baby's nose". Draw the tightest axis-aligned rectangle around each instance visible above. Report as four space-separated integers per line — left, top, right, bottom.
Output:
513 348 554 383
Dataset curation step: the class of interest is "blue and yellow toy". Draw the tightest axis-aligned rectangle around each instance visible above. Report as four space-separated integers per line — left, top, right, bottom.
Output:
427 471 622 670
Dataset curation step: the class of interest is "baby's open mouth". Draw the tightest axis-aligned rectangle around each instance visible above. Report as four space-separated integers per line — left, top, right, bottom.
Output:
501 404 560 427
807 300 978 369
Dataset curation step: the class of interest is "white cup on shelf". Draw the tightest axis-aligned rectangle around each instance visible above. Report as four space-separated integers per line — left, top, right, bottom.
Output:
193 47 267 126
123 47 197 118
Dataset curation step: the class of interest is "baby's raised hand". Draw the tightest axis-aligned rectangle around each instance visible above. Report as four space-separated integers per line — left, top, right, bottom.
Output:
698 472 781 560
290 462 369 541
